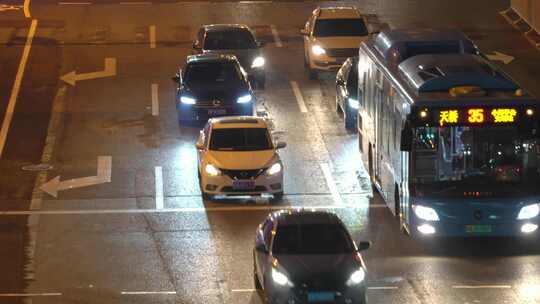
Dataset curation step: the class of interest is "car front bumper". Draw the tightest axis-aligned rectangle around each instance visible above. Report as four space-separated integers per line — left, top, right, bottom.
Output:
410 218 540 237
267 285 367 304
201 170 283 196
177 103 254 121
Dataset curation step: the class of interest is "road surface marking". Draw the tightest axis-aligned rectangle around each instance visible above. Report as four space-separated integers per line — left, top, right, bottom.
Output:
231 289 255 292
149 25 156 48
58 2 92 4
0 293 62 297
120 1 151 4
23 0 31 17
0 19 37 158
486 51 514 64
155 166 164 209
40 156 112 197
121 291 176 295
290 81 308 113
60 57 116 86
151 83 159 116
0 204 369 216
320 163 344 205
368 286 399 290
452 285 512 289
270 25 282 47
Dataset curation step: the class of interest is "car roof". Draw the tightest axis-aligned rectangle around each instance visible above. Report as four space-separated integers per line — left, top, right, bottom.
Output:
272 210 344 227
186 53 238 64
316 6 362 19
203 24 252 32
210 116 269 129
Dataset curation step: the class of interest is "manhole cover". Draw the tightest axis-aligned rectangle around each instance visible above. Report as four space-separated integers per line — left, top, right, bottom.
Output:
21 164 53 171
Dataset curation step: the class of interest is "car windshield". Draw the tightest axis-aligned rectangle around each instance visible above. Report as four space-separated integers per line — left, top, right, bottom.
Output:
184 62 242 86
412 126 540 198
204 30 257 50
272 224 353 255
313 18 368 37
210 128 272 151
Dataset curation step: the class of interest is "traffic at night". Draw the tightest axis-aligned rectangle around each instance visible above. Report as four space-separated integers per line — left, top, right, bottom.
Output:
1 0 540 303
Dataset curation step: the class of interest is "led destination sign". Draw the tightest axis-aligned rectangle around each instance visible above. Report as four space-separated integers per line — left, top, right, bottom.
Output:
412 106 537 127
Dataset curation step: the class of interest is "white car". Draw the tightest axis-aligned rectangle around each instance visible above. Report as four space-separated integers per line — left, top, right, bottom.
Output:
196 116 286 200
301 6 372 79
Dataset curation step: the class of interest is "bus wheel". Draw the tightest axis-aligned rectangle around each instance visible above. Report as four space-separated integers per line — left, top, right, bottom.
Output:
368 146 374 180
394 186 401 220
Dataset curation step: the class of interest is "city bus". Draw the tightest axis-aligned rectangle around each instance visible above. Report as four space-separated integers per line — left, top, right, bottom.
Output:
356 29 540 237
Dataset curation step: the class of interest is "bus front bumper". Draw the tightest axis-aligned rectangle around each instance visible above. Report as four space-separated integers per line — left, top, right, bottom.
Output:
410 219 540 238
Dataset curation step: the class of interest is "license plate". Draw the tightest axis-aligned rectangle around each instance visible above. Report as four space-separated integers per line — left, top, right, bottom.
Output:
465 225 492 233
232 180 255 190
307 292 335 302
208 109 226 116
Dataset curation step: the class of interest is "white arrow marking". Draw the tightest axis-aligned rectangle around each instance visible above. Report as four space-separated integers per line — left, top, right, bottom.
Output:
0 5 22 12
40 156 112 198
486 51 514 64
60 58 116 86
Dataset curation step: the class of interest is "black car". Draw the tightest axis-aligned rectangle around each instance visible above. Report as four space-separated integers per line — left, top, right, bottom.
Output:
192 24 266 89
173 54 255 124
253 210 370 304
336 57 359 130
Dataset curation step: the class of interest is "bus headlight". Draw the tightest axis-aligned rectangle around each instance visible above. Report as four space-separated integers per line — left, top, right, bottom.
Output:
251 56 265 68
413 205 440 221
348 97 359 110
346 268 366 286
180 96 196 105
311 45 326 56
518 204 540 220
205 164 221 176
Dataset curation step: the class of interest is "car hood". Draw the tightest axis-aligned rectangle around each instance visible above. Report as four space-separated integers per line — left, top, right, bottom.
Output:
275 254 359 287
313 36 367 49
203 49 260 71
206 150 277 170
183 84 249 103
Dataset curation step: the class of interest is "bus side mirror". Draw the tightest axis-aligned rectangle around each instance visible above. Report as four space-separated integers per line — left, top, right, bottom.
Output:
400 125 413 152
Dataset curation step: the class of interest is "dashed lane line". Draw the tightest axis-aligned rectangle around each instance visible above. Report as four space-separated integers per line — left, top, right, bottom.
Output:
151 83 159 116
24 0 31 18
320 162 344 206
155 166 164 209
121 291 176 295
270 24 282 47
452 285 512 289
0 293 62 297
0 19 38 158
290 81 308 113
58 2 92 4
149 25 156 49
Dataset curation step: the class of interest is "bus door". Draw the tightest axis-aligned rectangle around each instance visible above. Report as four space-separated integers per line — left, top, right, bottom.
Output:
373 69 385 188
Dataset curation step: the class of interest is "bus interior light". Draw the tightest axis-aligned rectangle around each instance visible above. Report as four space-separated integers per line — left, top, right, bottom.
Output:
413 205 440 221
517 204 540 220
417 224 436 235
521 223 538 234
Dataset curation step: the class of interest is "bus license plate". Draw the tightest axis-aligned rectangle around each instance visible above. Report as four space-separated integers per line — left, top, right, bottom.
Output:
465 225 492 233
307 292 335 302
208 109 226 116
232 180 255 190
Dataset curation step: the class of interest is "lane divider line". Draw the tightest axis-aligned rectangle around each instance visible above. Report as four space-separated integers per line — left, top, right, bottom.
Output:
270 25 282 47
0 293 62 297
120 1 152 4
290 81 308 113
58 2 92 4
23 0 31 18
149 25 156 49
0 19 38 158
368 286 399 290
121 291 176 295
320 163 344 205
452 285 512 289
155 166 164 210
151 83 159 116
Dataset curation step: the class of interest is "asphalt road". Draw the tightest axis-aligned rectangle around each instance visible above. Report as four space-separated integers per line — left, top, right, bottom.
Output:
1 0 540 303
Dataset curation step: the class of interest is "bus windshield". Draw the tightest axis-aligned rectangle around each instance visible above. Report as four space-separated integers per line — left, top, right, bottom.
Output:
412 126 540 198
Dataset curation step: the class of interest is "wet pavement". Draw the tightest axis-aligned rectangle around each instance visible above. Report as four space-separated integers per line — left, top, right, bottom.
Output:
1 0 540 303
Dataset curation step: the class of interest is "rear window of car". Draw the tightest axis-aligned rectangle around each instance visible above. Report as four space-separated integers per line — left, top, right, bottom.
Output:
204 29 257 50
184 62 242 85
313 18 368 37
210 128 272 151
272 224 354 254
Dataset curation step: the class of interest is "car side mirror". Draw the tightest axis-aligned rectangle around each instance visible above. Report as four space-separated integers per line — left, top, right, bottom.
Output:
276 142 287 149
255 242 268 253
192 41 201 50
300 29 308 36
358 241 371 251
172 71 182 83
400 123 413 152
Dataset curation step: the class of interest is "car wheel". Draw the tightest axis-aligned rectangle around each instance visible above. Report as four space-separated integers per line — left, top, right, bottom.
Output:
270 191 284 202
345 108 356 131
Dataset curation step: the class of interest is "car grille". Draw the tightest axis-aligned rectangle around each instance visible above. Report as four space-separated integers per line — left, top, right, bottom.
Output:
326 48 358 58
194 100 233 108
221 169 265 180
221 186 267 192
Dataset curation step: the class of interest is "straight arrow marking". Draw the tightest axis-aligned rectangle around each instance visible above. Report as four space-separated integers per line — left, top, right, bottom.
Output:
61 58 117 86
40 156 112 197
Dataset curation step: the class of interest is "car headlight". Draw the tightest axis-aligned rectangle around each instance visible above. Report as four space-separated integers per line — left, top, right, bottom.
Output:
204 164 221 176
180 96 196 105
311 45 326 56
251 56 265 68
271 268 292 286
518 204 540 220
413 205 440 221
346 268 366 286
266 162 282 175
237 94 252 104
348 97 359 110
